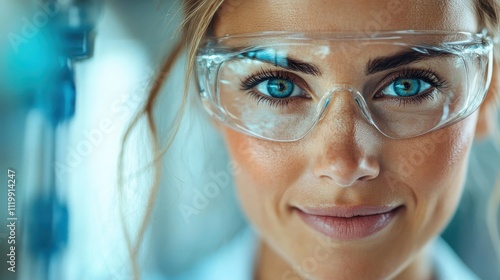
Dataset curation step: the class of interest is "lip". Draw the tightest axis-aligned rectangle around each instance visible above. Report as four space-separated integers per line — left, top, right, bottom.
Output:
295 205 402 241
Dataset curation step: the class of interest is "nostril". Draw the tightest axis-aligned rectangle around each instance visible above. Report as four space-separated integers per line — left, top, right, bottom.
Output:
313 150 380 188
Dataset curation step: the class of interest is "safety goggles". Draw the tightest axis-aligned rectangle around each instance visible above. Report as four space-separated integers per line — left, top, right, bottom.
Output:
196 30 494 141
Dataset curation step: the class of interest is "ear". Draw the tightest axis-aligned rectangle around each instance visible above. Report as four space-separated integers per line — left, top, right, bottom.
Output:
475 61 500 139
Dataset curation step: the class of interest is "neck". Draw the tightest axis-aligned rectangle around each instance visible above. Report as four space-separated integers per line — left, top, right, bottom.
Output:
254 239 435 280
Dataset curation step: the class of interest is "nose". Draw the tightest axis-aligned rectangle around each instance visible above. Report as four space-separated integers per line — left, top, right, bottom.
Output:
309 88 380 187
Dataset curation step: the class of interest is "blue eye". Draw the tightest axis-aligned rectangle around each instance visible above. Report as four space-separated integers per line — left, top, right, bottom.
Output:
383 78 431 97
256 78 302 98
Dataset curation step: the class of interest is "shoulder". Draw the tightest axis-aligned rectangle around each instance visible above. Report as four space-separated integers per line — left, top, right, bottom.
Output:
431 237 480 280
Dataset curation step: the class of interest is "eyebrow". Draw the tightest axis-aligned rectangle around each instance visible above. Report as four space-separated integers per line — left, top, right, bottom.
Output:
365 48 451 75
239 49 322 76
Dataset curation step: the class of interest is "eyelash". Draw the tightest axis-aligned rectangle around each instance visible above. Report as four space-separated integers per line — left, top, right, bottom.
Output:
375 68 449 106
239 68 449 107
240 69 307 108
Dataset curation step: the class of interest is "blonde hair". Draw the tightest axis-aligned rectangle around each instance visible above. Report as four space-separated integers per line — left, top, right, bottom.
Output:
118 1 500 279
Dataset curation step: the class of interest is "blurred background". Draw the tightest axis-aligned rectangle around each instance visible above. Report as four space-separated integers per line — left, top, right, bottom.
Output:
0 0 498 279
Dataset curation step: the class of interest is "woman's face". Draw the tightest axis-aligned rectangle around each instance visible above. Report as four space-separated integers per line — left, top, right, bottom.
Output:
213 0 480 279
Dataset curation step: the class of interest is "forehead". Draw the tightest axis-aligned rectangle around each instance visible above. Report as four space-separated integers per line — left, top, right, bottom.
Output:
213 0 478 36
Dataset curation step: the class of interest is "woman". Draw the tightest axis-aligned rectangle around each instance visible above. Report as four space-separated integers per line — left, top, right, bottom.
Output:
120 0 500 279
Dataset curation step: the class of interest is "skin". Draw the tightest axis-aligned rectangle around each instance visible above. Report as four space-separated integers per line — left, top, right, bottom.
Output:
210 0 497 279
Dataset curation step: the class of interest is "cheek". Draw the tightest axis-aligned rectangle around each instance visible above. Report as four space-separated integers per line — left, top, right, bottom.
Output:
385 112 478 235
222 127 306 188
221 127 306 228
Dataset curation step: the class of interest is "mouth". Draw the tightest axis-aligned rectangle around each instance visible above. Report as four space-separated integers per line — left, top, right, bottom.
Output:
294 205 403 241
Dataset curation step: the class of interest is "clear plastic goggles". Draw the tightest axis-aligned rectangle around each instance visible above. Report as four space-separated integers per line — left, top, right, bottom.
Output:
196 31 494 141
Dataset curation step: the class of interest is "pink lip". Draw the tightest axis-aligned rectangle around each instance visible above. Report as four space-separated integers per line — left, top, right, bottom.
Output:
295 205 402 241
